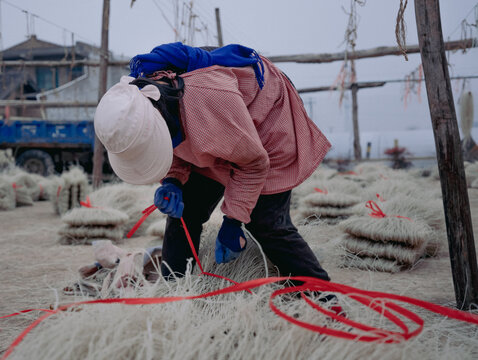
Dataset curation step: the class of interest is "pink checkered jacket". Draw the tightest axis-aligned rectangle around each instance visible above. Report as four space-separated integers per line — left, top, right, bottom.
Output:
166 57 331 223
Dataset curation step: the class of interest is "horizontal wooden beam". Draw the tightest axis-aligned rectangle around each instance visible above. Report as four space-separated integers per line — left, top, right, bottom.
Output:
268 39 475 63
0 59 127 67
297 81 386 93
0 142 92 149
0 39 473 68
0 100 97 107
0 73 473 107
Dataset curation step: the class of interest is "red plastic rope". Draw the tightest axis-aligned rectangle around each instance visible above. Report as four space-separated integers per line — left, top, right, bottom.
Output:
178 216 251 292
3 275 478 359
3 205 478 358
126 204 157 238
127 202 251 292
366 200 411 221
0 308 55 319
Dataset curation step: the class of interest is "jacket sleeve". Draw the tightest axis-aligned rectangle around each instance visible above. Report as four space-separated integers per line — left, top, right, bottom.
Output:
183 86 270 223
220 130 270 223
165 155 191 185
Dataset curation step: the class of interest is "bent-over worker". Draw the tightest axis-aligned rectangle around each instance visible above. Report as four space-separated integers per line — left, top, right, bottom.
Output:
94 42 332 283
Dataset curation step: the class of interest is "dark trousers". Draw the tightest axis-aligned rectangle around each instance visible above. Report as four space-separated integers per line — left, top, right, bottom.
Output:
161 172 330 281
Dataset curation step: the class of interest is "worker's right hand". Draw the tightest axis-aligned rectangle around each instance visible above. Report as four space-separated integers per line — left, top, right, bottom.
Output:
215 216 247 264
154 178 184 218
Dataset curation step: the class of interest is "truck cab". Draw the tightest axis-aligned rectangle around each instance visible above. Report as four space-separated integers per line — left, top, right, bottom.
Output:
0 119 95 175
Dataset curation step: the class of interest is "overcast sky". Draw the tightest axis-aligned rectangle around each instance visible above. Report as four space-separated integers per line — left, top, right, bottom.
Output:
1 0 477 137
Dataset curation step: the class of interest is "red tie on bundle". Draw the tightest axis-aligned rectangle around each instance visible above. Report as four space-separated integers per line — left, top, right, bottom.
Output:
314 187 328 194
3 202 478 359
366 200 411 221
339 170 358 176
80 196 96 208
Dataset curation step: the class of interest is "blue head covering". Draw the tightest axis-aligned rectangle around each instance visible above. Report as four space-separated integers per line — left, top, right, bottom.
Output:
129 42 265 89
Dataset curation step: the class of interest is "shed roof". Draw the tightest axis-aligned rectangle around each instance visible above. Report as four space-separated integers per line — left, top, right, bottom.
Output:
1 35 89 60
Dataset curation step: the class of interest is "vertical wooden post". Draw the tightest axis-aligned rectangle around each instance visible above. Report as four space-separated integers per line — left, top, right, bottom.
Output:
415 0 478 309
351 83 362 160
215 8 224 47
92 0 110 188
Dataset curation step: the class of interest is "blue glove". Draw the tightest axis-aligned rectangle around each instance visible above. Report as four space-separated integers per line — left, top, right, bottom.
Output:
154 178 184 218
215 216 247 264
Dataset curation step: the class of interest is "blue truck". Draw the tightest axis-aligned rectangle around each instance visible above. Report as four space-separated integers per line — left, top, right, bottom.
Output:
0 119 98 176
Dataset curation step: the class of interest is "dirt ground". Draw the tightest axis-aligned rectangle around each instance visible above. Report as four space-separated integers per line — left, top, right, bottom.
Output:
1 189 478 353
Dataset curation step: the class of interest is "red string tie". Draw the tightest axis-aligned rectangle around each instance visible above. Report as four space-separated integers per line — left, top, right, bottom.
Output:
366 200 411 221
314 187 328 195
80 196 96 208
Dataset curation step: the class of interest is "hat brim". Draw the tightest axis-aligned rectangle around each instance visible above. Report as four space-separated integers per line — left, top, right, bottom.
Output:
107 113 173 185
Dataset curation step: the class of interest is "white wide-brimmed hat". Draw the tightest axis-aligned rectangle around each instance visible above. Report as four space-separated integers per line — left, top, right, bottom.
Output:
94 76 173 185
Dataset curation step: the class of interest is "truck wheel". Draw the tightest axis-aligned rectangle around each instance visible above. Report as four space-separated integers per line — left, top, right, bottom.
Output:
16 150 55 176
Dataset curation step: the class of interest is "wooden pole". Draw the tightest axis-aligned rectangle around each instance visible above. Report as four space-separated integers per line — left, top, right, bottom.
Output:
92 0 110 188
215 8 224 47
351 83 362 160
415 0 478 309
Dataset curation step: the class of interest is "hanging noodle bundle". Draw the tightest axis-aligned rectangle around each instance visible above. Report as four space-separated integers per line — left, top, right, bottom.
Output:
339 201 433 272
0 176 16 211
52 167 90 216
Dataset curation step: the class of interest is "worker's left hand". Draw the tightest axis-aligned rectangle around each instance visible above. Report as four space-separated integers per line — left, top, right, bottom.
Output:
215 216 247 264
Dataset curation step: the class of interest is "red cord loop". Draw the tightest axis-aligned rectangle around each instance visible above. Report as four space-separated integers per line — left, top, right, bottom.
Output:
3 275 478 359
3 204 478 358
